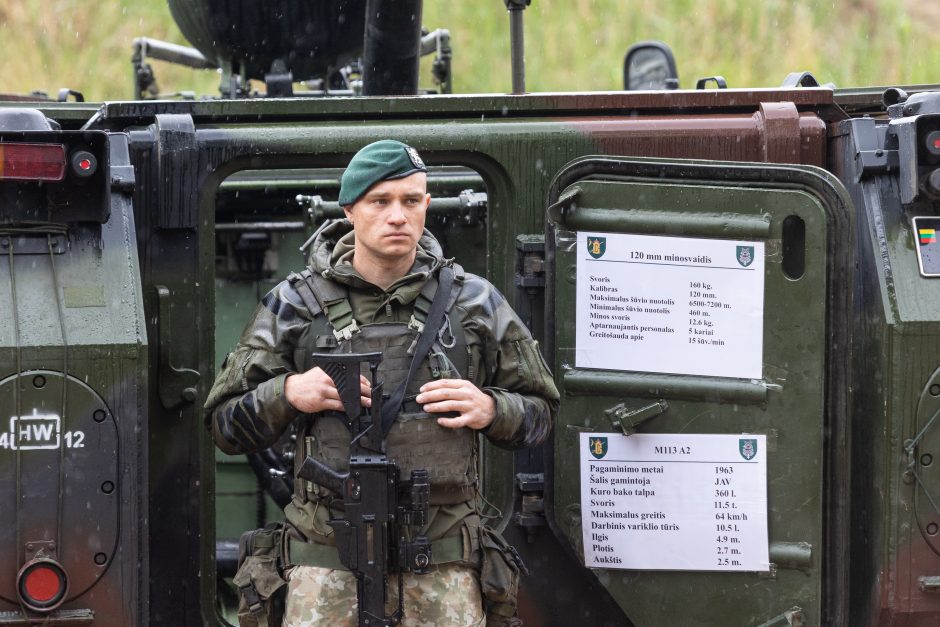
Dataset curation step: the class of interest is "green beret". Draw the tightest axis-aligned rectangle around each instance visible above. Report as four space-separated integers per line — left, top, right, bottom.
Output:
338 140 428 206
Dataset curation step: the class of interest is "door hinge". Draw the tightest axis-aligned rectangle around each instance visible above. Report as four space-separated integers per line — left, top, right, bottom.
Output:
513 472 545 541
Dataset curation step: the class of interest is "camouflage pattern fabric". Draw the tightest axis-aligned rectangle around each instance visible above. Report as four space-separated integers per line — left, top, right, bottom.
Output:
282 564 485 627
205 221 558 459
207 220 558 624
204 220 560 542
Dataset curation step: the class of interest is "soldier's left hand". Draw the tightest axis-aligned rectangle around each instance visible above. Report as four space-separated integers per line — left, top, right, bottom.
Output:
416 379 496 430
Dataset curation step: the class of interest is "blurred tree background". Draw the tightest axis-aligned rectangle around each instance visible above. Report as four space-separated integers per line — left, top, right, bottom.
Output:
2 0 940 101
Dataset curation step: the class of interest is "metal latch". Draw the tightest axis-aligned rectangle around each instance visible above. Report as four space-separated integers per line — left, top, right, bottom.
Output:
156 285 200 409
768 541 813 572
515 235 545 289
604 400 668 435
920 576 940 591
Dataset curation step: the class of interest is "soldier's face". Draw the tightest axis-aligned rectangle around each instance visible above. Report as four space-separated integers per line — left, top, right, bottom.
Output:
344 172 430 263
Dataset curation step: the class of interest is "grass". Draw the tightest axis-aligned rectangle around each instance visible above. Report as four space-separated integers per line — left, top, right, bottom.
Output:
2 0 940 101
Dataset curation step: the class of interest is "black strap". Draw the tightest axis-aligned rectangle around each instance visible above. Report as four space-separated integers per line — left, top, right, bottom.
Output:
380 265 456 438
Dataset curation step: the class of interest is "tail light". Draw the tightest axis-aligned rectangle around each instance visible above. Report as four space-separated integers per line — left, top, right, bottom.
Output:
0 143 67 181
17 559 69 612
0 131 109 222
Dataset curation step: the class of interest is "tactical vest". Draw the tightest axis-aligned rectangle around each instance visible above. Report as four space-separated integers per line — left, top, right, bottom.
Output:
287 264 477 505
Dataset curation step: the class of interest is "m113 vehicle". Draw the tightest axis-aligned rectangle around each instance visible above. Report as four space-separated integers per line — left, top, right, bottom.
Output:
1 1 939 625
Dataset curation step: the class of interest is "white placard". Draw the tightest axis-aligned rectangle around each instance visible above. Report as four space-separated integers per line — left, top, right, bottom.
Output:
580 433 769 572
576 232 764 379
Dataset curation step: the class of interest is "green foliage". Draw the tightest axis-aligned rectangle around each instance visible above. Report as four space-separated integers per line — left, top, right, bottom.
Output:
2 0 940 101
0 0 217 101
424 0 940 92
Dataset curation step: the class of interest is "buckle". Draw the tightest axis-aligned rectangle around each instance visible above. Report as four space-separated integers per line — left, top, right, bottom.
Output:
239 585 265 616
332 319 360 341
407 315 424 333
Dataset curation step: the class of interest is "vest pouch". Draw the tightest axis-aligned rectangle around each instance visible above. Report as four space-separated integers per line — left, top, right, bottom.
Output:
477 524 524 626
310 410 477 503
233 523 287 627
303 321 477 504
386 411 477 498
308 412 352 478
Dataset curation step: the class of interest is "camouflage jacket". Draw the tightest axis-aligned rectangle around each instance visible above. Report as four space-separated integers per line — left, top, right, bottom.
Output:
204 221 559 540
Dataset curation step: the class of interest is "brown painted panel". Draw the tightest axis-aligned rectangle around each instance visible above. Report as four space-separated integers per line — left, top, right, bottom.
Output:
558 103 828 168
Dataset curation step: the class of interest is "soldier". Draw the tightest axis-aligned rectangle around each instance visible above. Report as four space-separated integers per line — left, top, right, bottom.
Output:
205 139 559 626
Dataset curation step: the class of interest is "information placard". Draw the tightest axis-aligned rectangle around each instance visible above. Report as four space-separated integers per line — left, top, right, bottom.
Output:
576 232 765 379
580 433 769 572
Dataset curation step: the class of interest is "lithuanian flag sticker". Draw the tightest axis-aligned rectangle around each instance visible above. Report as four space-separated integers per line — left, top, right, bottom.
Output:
913 217 940 277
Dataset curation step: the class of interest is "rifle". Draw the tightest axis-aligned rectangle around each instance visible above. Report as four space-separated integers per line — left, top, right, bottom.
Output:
297 352 431 627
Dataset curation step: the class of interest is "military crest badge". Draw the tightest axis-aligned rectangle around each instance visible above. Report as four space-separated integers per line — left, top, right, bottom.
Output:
736 245 755 268
739 438 758 461
405 146 425 169
587 236 606 259
589 436 608 459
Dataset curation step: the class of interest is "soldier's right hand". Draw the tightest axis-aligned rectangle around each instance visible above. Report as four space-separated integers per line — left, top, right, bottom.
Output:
284 367 371 413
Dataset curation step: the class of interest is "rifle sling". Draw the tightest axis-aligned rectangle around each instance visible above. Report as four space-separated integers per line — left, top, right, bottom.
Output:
379 265 456 438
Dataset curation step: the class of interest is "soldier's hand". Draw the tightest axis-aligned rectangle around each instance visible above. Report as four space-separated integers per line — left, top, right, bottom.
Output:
416 379 496 430
284 367 371 413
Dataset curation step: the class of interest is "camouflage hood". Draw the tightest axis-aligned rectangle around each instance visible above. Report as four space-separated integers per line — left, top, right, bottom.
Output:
307 219 445 293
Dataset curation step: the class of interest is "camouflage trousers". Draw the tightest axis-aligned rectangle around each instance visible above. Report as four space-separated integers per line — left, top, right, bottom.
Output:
281 563 485 627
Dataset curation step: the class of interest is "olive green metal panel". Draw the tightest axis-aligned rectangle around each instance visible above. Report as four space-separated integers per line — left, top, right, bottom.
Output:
213 230 307 541
213 231 308 368
0 184 148 621
849 182 940 624
548 158 852 626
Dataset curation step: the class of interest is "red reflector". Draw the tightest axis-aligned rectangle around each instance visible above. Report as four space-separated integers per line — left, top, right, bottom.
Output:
17 559 68 612
24 566 60 602
78 158 92 171
934 138 940 150
0 143 66 181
